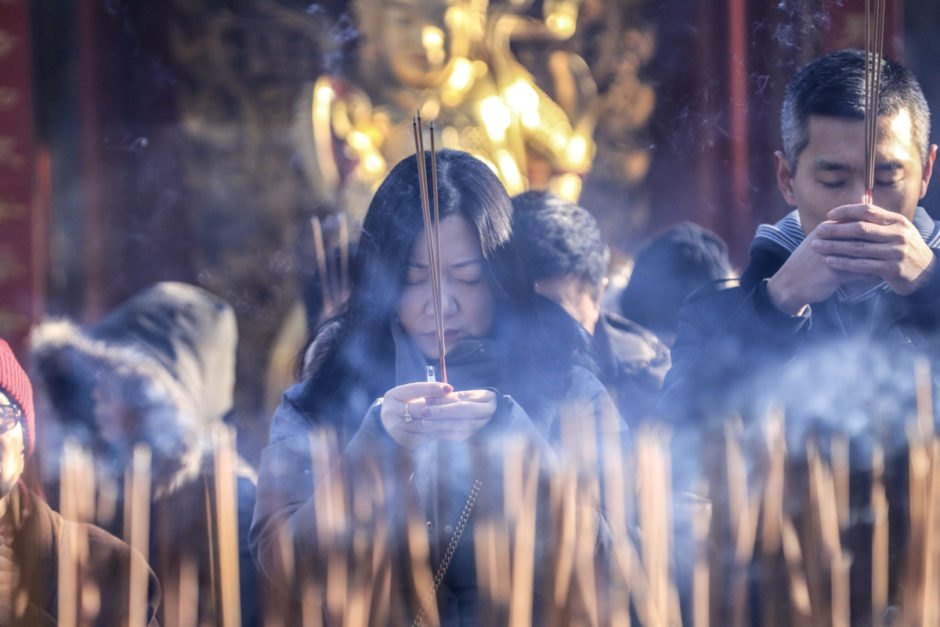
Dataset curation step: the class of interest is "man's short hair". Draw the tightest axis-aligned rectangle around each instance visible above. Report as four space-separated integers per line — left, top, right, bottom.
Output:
781 49 931 169
620 222 733 339
511 190 610 290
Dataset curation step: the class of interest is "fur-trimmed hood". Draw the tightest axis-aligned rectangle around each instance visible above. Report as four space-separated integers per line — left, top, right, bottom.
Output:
28 282 239 496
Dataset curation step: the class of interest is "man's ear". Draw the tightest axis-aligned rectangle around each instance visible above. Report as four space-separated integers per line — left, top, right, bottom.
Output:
775 151 798 206
920 144 937 199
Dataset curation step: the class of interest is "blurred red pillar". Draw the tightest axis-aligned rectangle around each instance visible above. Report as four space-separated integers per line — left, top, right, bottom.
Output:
0 0 46 357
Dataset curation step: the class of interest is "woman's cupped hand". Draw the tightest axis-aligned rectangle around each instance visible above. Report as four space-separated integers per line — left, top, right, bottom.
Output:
380 381 497 449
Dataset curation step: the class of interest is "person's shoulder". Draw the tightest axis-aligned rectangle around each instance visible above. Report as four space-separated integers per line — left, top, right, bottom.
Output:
562 360 612 405
300 317 346 380
597 311 669 366
683 276 747 310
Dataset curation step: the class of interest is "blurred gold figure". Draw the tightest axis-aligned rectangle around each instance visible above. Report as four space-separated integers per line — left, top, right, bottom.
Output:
296 0 598 219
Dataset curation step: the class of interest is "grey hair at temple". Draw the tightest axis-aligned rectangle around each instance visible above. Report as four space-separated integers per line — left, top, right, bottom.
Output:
780 49 931 170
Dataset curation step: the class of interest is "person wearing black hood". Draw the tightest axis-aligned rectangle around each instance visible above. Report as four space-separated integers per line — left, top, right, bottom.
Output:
511 190 670 426
0 338 160 625
28 281 261 625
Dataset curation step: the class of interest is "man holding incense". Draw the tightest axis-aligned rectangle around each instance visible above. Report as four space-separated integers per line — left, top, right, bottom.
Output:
661 49 940 427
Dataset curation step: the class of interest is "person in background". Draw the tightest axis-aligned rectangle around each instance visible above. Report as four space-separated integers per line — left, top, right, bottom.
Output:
511 190 670 425
28 281 261 626
618 221 735 348
0 338 159 625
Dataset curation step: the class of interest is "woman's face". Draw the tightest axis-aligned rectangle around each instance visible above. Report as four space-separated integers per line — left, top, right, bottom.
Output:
396 214 495 358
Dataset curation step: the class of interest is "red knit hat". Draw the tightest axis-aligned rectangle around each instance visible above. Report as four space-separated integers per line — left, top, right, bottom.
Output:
0 339 34 457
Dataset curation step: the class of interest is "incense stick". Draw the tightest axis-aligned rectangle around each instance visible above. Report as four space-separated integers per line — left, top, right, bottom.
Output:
127 444 153 627
692 495 711 627
412 115 447 382
338 212 350 306
871 444 888 624
863 0 887 203
58 441 94 627
212 425 242 627
428 122 447 382
311 216 332 317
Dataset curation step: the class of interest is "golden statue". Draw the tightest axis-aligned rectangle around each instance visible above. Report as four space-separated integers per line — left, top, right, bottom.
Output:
294 0 599 220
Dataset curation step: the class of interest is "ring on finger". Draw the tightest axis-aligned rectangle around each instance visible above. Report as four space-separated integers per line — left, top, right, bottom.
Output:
403 402 413 423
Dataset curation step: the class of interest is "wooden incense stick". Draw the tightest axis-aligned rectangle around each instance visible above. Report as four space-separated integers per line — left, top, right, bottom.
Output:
915 356 934 438
509 451 540 627
922 439 940 625
212 424 242 627
870 443 888 624
177 555 199 627
58 441 94 627
127 444 153 627
831 435 850 531
337 212 350 305
413 114 447 382
863 0 887 203
311 216 332 316
428 122 447 383
692 495 711 627
781 516 813 621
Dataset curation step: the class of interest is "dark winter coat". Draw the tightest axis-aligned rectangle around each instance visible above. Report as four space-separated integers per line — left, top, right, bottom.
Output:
251 311 625 625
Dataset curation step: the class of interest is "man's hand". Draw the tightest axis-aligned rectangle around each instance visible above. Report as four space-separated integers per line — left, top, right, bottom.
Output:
766 228 867 315
812 203 936 296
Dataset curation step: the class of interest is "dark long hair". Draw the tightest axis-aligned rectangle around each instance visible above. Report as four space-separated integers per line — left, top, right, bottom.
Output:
298 149 587 427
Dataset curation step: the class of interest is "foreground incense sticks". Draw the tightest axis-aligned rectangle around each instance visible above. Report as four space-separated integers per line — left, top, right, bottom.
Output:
43 358 940 626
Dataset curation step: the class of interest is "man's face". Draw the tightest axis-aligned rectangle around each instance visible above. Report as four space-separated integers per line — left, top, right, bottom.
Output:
0 392 24 500
776 110 937 235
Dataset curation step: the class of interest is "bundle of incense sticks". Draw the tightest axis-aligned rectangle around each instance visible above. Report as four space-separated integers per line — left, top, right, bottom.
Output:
310 213 350 320
413 114 447 382
863 0 887 204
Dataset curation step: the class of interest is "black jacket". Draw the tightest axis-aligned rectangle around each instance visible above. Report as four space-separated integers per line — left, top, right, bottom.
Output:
592 311 670 426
